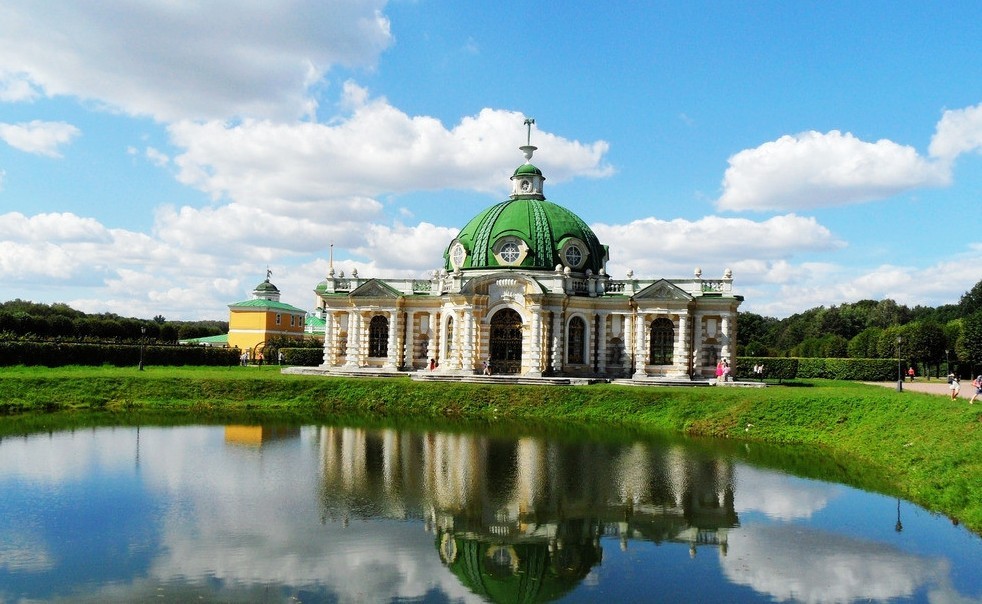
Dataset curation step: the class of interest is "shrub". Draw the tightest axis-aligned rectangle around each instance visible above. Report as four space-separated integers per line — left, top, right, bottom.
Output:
281 347 324 366
0 341 239 367
795 358 897 381
736 357 798 382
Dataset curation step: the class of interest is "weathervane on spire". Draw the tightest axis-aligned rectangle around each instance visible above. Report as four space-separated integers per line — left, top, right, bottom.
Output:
521 118 537 163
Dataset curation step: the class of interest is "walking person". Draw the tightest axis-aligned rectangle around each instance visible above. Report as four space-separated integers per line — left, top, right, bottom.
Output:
970 375 982 405
948 374 960 400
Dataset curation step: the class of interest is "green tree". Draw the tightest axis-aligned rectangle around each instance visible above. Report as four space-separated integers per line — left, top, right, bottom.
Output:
848 327 883 358
956 310 982 375
736 312 779 354
958 279 982 316
870 299 911 328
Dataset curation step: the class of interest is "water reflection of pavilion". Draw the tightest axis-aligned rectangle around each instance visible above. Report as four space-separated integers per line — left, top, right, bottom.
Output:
316 427 738 602
223 425 301 446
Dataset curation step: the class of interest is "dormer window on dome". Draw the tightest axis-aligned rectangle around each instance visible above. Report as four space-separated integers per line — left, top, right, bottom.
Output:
560 237 589 270
449 241 467 270
492 236 529 266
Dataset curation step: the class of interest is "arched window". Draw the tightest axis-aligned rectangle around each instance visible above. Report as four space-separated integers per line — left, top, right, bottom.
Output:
368 315 388 358
567 316 586 364
649 318 674 365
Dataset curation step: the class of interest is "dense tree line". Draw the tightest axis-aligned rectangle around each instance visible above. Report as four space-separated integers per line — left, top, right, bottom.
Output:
5 279 982 376
0 299 227 344
738 279 982 377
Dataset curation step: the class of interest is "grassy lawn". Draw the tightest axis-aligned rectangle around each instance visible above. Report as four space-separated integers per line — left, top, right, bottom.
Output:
1 365 980 534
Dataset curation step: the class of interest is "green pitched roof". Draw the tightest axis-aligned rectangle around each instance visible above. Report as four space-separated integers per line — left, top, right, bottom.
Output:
180 334 229 345
228 299 307 313
305 314 326 332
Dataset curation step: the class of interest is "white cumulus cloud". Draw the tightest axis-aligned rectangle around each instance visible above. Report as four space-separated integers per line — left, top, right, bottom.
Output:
0 0 393 122
168 86 612 208
0 120 80 157
928 102 982 161
716 130 949 212
593 213 843 279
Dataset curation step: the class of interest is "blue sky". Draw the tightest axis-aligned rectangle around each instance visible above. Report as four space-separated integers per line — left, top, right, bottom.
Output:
1 1 981 320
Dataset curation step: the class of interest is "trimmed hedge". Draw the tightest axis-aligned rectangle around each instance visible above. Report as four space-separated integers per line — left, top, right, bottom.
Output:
0 341 239 367
795 357 899 381
736 357 798 382
737 356 898 381
281 347 324 367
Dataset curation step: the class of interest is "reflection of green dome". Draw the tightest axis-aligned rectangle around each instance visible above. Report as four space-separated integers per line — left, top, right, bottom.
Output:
445 198 607 274
438 533 600 603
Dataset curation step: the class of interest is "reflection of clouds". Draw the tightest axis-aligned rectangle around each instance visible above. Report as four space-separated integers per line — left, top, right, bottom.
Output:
0 427 481 603
0 529 54 572
721 524 947 603
0 428 138 481
134 427 480 603
734 465 840 520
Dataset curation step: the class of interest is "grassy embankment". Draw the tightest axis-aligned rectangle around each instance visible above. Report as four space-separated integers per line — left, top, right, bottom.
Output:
1 365 980 534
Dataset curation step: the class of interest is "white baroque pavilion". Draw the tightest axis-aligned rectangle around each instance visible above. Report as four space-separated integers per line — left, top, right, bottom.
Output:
311 131 742 382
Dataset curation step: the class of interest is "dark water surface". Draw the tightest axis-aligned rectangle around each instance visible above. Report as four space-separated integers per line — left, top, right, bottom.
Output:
0 424 979 603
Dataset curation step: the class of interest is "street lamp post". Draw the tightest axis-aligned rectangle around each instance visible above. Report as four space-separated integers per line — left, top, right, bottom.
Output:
139 325 146 371
896 336 903 392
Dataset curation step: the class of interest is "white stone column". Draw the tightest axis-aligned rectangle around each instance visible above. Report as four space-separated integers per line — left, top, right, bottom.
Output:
551 310 563 374
721 315 732 366
403 310 416 370
427 311 439 367
677 314 689 378
360 313 370 366
344 311 361 367
633 313 647 378
623 313 634 375
692 312 706 377
322 311 335 367
461 309 475 373
384 309 399 369
527 309 542 377
596 312 608 375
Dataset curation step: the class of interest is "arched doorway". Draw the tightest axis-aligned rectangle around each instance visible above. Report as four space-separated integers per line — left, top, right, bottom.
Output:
368 315 388 358
649 318 674 365
489 309 523 374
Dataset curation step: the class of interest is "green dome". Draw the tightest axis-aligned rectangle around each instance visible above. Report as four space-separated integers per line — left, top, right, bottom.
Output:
254 279 279 293
513 163 543 177
445 197 607 274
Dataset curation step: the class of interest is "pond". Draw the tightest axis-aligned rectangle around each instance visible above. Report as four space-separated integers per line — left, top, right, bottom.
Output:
0 423 979 603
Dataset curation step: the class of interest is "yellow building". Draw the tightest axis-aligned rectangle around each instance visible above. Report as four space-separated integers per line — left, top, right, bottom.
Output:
227 275 307 359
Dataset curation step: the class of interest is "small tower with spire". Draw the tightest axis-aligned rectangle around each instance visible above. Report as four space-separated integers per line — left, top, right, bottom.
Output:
252 267 281 302
510 117 545 199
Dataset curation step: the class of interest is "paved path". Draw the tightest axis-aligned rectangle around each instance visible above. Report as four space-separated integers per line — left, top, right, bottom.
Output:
867 379 980 402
